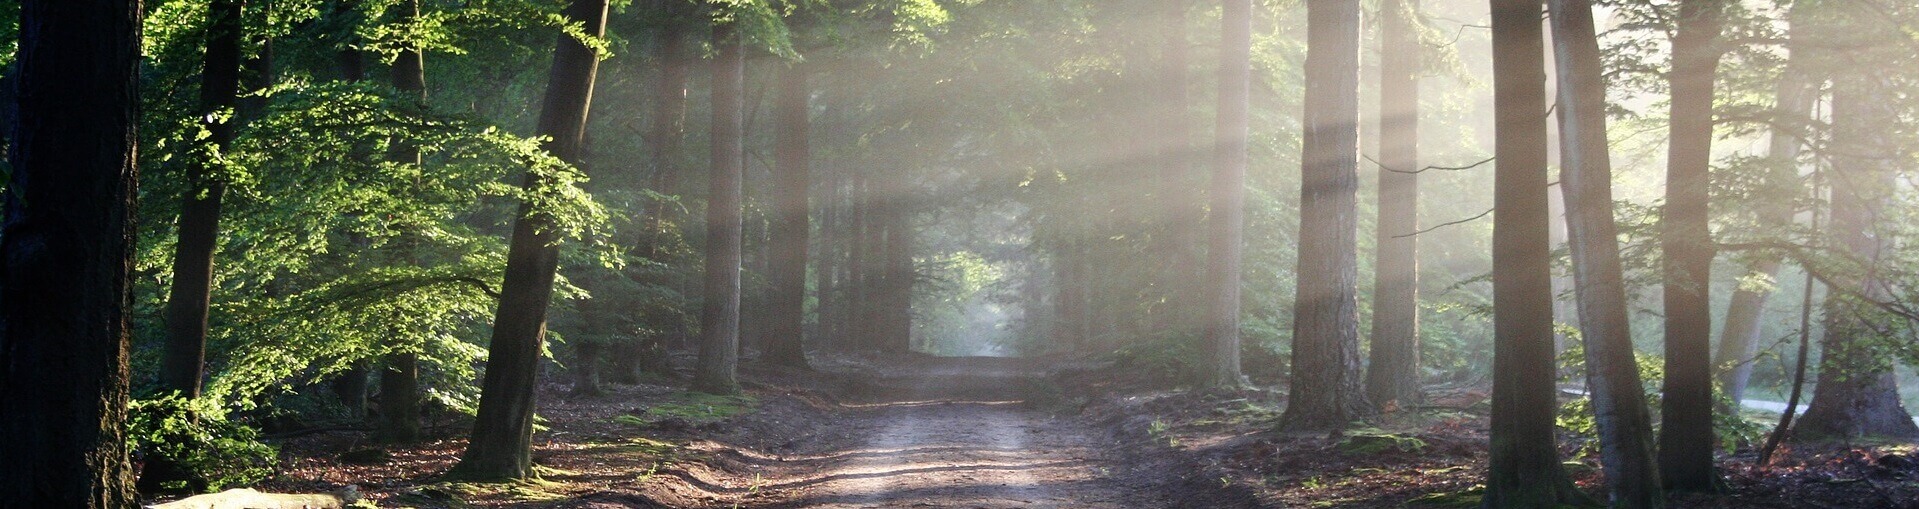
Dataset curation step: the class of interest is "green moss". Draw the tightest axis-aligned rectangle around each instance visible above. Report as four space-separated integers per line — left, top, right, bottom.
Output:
1336 429 1428 455
612 391 760 427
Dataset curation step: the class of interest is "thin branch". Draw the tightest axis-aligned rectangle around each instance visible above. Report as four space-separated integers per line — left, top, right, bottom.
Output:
1396 207 1492 239
1366 155 1496 175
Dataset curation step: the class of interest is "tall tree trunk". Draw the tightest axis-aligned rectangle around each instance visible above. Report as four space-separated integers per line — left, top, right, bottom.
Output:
881 200 914 352
1282 0 1371 430
846 172 872 351
1055 242 1089 353
1794 64 1919 442
1202 0 1251 388
1365 0 1422 411
331 8 373 414
160 0 245 399
764 61 811 368
0 1 142 506
1154 0 1200 341
1714 26 1813 406
1658 0 1727 491
815 158 842 349
617 9 692 383
693 21 746 394
452 0 608 480
1483 0 1582 504
381 0 427 443
1550 0 1663 505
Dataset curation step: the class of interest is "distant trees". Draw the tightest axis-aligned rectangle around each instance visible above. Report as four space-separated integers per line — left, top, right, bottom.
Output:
161 0 246 399
1281 0 1371 430
1203 0 1252 389
1550 0 1663 504
693 17 747 395
764 60 812 369
1482 0 1580 503
454 0 611 480
1364 0 1422 411
0 0 143 506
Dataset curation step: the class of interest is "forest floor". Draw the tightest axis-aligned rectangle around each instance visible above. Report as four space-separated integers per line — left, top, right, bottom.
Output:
244 352 1919 508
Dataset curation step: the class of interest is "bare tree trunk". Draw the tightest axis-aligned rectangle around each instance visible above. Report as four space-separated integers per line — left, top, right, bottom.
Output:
1202 0 1251 388
452 0 608 480
1282 0 1372 430
764 61 811 368
1658 0 1728 491
1483 0 1583 504
378 0 428 444
1153 0 1201 341
1365 0 1422 411
161 0 245 399
1550 0 1663 504
0 1 142 506
618 8 692 382
693 20 746 395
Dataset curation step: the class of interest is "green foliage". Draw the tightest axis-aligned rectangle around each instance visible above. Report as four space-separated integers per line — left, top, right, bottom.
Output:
127 395 278 492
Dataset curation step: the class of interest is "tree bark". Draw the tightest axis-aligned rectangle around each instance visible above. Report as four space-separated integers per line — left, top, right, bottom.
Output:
1282 0 1372 430
1482 0 1582 504
0 0 142 506
693 20 746 395
1658 0 1727 492
377 0 428 445
1365 0 1422 411
452 0 608 480
1550 0 1663 505
1202 0 1251 388
1153 0 1201 341
161 0 245 399
764 61 811 368
1794 64 1919 442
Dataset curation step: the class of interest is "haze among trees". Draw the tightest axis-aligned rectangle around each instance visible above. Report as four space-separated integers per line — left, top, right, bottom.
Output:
7 0 1919 507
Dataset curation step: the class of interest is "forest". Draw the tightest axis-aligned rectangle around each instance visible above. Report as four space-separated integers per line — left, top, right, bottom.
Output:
4 0 1919 507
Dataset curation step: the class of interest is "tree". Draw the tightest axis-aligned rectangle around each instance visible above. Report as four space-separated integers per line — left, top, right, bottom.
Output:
380 0 428 444
1364 0 1421 411
1483 0 1583 504
0 0 143 506
1152 0 1200 341
764 59 812 369
620 1 698 382
452 0 610 480
1657 0 1728 491
1281 0 1372 430
693 18 746 395
1550 0 1663 504
1794 43 1919 442
1202 0 1252 388
161 0 246 399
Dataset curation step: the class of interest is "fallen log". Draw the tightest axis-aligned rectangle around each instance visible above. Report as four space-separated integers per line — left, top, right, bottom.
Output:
145 485 360 509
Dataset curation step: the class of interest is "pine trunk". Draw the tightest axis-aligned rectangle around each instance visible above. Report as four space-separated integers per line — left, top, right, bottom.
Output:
692 21 746 394
1483 0 1581 504
1550 0 1664 504
453 0 608 480
161 0 245 399
1365 0 1422 411
1203 0 1251 388
765 62 811 368
0 1 143 505
1282 0 1372 430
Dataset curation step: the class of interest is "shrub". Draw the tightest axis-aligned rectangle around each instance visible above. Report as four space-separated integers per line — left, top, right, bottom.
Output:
128 395 278 493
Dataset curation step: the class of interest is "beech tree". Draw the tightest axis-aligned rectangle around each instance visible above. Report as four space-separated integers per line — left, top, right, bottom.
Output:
380 0 428 444
0 1 143 506
693 18 747 395
453 0 611 480
1550 0 1663 504
1658 0 1727 491
161 0 246 399
1281 0 1372 430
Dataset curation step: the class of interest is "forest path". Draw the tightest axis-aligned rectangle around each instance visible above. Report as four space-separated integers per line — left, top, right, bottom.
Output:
743 357 1166 508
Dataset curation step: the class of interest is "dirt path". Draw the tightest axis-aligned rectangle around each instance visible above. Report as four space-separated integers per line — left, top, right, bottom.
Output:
744 357 1167 508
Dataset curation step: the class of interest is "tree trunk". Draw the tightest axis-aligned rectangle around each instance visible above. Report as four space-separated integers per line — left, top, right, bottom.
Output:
616 10 692 383
815 158 842 349
1794 65 1919 442
452 0 608 481
331 12 372 415
764 61 811 368
1153 0 1201 341
1550 0 1663 505
0 2 142 507
881 200 915 353
1364 0 1422 411
161 0 245 399
378 0 427 445
692 21 746 395
1483 0 1582 504
1657 0 1727 491
1202 0 1251 389
1282 0 1371 430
